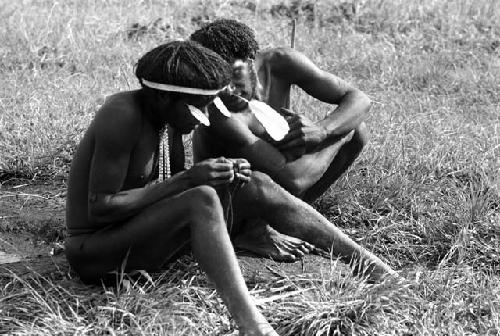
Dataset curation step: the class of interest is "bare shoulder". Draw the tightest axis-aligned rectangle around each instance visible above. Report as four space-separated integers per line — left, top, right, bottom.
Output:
258 48 359 104
258 47 322 81
93 91 142 147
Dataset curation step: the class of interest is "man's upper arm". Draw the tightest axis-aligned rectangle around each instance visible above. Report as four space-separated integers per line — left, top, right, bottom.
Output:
269 48 357 104
88 106 138 199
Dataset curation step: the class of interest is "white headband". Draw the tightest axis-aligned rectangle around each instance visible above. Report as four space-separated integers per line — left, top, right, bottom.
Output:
141 79 222 96
141 79 231 124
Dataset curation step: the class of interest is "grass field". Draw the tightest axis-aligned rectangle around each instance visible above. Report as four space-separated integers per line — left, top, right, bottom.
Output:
1 0 499 335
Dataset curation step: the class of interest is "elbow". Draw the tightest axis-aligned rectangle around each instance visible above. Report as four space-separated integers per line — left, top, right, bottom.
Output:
87 196 116 224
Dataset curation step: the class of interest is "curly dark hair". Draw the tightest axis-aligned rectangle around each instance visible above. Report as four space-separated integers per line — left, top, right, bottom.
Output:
135 40 231 90
190 19 259 63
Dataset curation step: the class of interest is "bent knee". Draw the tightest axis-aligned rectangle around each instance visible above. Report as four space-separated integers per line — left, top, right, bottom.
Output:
251 171 275 187
65 237 110 284
186 185 219 202
249 171 277 195
245 171 288 204
185 185 222 212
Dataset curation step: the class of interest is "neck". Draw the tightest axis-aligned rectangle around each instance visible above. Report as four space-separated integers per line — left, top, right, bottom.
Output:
137 88 171 132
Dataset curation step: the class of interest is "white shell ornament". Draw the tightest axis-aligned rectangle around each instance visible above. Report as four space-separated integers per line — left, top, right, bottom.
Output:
248 100 289 141
187 105 210 126
213 97 231 117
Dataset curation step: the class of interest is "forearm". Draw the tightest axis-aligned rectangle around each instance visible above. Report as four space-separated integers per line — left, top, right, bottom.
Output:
319 90 370 139
234 138 334 195
275 140 339 195
89 171 193 224
232 138 287 175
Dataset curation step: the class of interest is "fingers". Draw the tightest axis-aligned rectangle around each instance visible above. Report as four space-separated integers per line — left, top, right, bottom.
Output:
234 167 252 183
208 179 234 187
226 158 252 181
213 162 252 183
208 158 234 171
210 170 234 180
229 158 250 165
198 157 253 185
235 172 251 182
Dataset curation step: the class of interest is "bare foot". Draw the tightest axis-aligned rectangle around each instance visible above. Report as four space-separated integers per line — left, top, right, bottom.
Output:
233 219 315 262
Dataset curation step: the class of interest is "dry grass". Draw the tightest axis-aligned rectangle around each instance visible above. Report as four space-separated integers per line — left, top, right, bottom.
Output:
1 0 499 335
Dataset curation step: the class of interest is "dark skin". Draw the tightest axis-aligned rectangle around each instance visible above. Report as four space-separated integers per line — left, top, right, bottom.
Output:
66 85 396 335
65 89 282 336
194 47 370 260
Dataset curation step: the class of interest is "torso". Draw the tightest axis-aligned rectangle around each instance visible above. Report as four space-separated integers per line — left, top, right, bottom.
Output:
66 92 160 231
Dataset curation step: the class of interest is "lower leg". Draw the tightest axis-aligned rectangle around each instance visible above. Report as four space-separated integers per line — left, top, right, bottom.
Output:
190 188 277 335
236 173 396 281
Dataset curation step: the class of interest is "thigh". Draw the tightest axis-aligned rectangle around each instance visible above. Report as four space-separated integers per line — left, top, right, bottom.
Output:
65 188 204 281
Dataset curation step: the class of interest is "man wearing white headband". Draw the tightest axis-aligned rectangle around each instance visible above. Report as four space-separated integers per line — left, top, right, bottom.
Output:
66 40 396 336
65 40 284 336
191 20 375 262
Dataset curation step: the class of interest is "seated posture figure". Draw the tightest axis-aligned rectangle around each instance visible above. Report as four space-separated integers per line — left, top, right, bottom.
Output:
66 40 396 336
191 19 371 260
65 40 280 336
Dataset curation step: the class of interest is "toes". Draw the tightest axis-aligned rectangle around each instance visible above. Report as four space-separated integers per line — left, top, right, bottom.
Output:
288 239 315 255
303 241 315 251
276 243 303 262
298 244 310 255
273 248 296 262
281 240 304 256
277 238 315 259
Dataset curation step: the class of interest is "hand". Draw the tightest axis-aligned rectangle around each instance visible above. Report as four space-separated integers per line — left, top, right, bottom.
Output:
277 108 327 160
187 157 235 187
226 158 252 183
